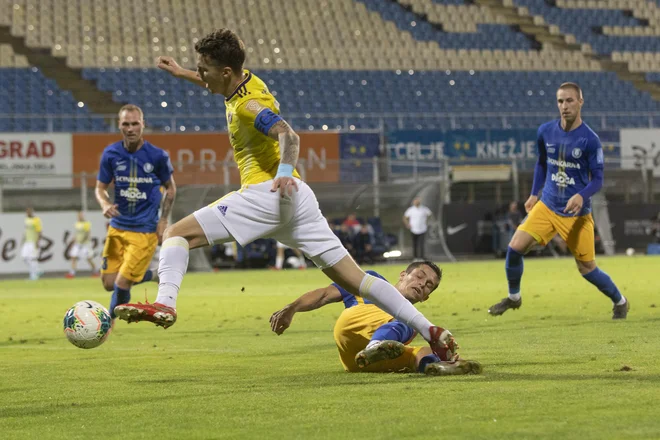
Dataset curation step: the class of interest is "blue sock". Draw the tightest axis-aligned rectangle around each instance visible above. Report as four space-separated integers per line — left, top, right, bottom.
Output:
505 246 524 296
418 354 441 373
135 270 153 285
583 268 622 304
371 321 416 344
109 284 131 319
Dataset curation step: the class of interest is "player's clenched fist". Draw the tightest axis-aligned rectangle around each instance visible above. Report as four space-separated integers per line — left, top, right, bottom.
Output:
156 56 182 76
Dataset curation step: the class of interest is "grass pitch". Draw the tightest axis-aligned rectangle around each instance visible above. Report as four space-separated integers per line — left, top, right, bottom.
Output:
1 256 659 440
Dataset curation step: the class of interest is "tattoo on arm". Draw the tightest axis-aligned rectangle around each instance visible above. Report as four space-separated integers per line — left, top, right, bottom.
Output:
268 120 300 167
160 178 177 220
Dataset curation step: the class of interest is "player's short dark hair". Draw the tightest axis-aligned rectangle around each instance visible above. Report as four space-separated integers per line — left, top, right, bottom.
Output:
558 82 583 99
194 29 246 73
405 260 442 288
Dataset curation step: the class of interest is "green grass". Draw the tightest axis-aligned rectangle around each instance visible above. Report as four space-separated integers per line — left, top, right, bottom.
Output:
1 256 659 440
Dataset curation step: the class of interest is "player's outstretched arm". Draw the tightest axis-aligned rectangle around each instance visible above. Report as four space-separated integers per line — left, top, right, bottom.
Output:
95 181 119 219
268 119 301 197
270 285 342 335
156 56 206 88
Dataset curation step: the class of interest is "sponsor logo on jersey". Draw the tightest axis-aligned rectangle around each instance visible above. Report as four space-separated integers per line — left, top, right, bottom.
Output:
218 205 228 216
116 160 127 172
143 162 154 173
548 157 581 169
120 188 148 201
551 171 575 188
115 176 154 183
572 148 582 159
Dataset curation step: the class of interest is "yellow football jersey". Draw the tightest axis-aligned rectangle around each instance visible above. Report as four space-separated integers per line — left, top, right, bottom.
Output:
24 217 42 243
74 221 91 244
224 70 301 186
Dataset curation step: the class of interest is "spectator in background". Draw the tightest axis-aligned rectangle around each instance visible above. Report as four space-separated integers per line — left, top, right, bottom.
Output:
647 213 660 243
403 197 433 261
353 223 374 264
335 223 355 256
342 213 360 230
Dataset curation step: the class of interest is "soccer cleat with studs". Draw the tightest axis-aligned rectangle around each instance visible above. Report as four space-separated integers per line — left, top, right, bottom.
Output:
114 300 177 329
488 297 522 316
612 299 629 320
355 340 406 369
424 359 483 376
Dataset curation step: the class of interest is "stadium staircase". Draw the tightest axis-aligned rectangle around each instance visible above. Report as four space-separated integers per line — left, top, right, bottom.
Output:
473 0 660 101
0 25 121 115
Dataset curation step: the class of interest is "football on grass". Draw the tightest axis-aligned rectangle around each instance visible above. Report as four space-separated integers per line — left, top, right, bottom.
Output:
63 300 112 349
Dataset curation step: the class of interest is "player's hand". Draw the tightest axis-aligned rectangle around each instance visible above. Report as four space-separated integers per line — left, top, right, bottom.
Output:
157 219 169 245
524 195 539 213
564 194 584 216
102 203 120 219
270 176 299 198
156 56 182 77
270 305 296 335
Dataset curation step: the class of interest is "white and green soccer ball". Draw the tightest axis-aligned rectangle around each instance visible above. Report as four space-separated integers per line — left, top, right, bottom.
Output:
63 300 112 349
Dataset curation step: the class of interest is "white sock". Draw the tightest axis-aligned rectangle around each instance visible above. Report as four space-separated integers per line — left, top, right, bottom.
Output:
616 296 626 306
155 237 190 308
508 292 521 301
359 275 434 341
298 256 306 267
275 254 284 270
366 340 381 349
29 259 39 278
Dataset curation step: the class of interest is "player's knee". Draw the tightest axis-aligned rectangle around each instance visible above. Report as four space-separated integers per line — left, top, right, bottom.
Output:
575 259 596 275
509 231 534 254
101 275 115 291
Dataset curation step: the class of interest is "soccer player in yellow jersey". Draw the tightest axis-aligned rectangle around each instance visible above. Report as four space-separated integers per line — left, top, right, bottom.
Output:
21 207 42 281
270 261 481 376
66 211 99 279
115 29 457 362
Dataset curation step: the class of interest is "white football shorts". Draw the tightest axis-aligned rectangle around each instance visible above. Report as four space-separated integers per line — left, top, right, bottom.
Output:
193 179 347 269
21 242 37 260
70 243 93 260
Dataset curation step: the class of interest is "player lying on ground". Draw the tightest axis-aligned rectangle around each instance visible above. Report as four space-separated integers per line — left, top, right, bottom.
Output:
95 104 177 319
114 29 457 361
270 261 481 376
489 82 629 320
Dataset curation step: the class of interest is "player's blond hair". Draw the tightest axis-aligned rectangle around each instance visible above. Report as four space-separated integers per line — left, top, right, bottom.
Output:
118 104 144 121
558 82 583 100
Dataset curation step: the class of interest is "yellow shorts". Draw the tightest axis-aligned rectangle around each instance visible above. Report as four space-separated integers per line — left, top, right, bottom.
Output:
101 226 158 282
333 304 423 373
518 201 595 261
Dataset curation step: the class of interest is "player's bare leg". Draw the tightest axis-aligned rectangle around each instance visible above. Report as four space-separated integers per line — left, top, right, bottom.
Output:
575 259 629 319
489 229 537 316
323 255 457 360
67 257 77 279
113 213 213 328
